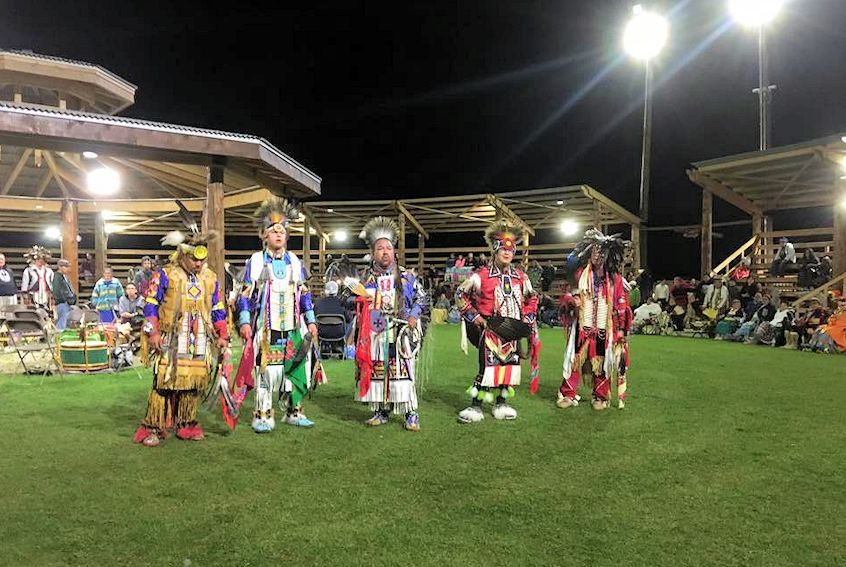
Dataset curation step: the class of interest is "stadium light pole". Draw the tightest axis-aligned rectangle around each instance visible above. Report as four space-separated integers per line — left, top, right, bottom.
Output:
623 4 669 267
729 0 785 150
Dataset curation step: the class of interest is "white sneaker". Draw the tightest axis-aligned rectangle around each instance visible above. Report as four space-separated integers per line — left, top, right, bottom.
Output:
492 404 517 420
457 406 484 424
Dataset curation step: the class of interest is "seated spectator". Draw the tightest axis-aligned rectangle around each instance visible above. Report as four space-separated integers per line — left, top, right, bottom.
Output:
538 293 558 327
732 255 751 281
632 297 662 334
797 248 820 289
770 236 796 276
726 278 741 305
445 253 456 270
743 292 764 321
454 254 466 268
806 299 846 354
703 278 728 319
431 292 450 324
447 306 461 324
315 280 351 328
731 293 773 342
817 256 833 286
466 252 477 269
791 298 829 349
541 260 556 292
117 283 145 324
669 277 693 331
527 260 542 290
714 299 744 339
739 276 759 309
768 301 795 346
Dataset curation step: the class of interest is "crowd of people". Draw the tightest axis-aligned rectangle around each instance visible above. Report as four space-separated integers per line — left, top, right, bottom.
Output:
627 270 845 354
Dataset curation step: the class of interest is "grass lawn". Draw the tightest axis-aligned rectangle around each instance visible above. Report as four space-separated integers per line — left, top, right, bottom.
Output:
1 325 844 566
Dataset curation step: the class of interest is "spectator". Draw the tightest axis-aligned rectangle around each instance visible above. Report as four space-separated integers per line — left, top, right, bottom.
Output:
133 256 155 297
653 279 670 308
806 299 846 353
791 298 829 349
797 248 820 289
732 255 751 281
540 260 556 292
454 254 466 268
80 253 95 284
637 268 654 303
669 277 693 331
714 299 744 339
527 260 543 290
0 253 18 306
466 252 477 269
445 253 456 270
632 297 662 333
91 266 124 323
478 253 488 266
739 276 759 308
431 292 451 324
117 282 145 324
21 247 54 309
770 236 796 276
769 301 795 346
703 278 729 314
538 293 558 327
726 279 741 304
434 292 451 310
817 256 833 286
314 280 352 334
743 292 764 321
51 258 76 330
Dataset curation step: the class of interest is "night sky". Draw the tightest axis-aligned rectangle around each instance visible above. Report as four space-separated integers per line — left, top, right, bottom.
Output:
3 1 846 276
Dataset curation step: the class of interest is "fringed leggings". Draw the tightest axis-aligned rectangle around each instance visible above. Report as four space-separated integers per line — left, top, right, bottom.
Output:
142 389 202 431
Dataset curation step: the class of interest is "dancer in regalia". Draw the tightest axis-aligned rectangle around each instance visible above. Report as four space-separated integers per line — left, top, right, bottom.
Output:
558 228 632 410
133 225 229 447
455 222 539 423
237 197 319 432
350 216 427 431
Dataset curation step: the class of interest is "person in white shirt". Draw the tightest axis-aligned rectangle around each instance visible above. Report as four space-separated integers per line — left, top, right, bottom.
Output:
703 278 729 314
20 246 54 309
771 237 796 276
653 279 670 308
632 297 663 333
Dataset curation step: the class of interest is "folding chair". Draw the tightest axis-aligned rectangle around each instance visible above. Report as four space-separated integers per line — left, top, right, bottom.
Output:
316 313 347 359
11 310 41 322
5 317 63 375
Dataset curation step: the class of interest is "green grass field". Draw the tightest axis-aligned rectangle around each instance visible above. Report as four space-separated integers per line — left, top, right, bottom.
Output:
1 325 844 566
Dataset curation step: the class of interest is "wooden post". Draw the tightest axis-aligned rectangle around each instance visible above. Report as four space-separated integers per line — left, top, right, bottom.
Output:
630 224 641 272
303 216 312 272
752 212 764 268
398 214 406 267
593 201 602 229
701 190 713 277
763 215 773 269
318 236 326 276
205 160 225 279
94 212 107 278
60 201 79 292
834 203 846 286
522 230 530 267
417 233 425 274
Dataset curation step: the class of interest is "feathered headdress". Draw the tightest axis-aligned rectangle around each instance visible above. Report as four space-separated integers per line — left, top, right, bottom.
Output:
568 228 630 276
484 221 520 252
359 216 399 248
24 245 52 262
254 196 299 236
161 200 217 261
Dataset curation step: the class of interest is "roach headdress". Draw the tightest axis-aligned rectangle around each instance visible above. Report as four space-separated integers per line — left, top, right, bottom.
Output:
484 221 520 252
570 228 629 276
359 216 399 249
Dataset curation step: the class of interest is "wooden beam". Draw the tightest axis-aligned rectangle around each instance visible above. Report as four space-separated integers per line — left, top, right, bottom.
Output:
686 170 762 215
300 204 330 242
395 200 429 239
302 215 312 272
205 162 226 280
1 148 33 195
631 224 641 272
701 190 713 277
33 170 53 198
581 185 641 225
398 214 407 267
94 212 107 278
318 236 326 275
42 151 72 198
417 233 425 274
835 201 846 281
487 194 535 236
109 157 206 197
61 200 79 292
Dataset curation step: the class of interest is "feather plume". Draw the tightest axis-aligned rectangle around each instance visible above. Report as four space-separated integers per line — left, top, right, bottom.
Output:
254 196 299 227
161 230 186 247
175 200 198 235
360 216 399 248
484 221 521 250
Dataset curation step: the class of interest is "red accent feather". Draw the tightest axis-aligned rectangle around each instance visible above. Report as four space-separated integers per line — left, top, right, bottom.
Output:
355 296 373 397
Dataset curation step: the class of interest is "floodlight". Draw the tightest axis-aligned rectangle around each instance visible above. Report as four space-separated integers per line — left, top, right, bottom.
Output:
560 220 579 236
87 167 120 195
623 5 669 61
729 0 785 27
334 229 348 242
82 151 98 159
45 226 61 240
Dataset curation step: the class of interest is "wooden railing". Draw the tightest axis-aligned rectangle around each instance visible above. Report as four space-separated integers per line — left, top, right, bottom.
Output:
791 271 846 308
709 233 760 279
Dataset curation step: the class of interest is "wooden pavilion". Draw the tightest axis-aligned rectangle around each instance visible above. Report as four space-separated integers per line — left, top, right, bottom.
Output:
0 49 321 292
689 132 846 304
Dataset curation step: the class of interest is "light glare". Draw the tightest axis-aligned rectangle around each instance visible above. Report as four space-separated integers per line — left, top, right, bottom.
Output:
623 6 669 61
82 151 98 159
334 229 348 242
87 167 120 195
45 226 61 240
560 220 579 236
729 0 785 27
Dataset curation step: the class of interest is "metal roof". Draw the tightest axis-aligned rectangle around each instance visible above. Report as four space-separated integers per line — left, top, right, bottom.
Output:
688 133 846 212
0 48 138 90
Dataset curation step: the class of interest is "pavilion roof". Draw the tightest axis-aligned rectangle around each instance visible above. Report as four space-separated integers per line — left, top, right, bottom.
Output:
688 133 846 213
